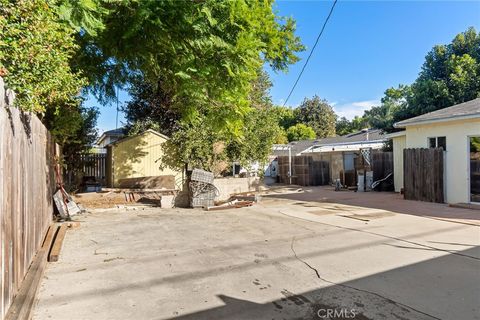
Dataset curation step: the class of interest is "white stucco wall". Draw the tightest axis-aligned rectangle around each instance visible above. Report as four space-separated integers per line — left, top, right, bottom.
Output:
392 135 406 193
404 118 479 203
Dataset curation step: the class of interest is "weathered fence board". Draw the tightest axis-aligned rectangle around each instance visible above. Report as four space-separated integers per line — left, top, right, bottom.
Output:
0 78 56 319
277 155 330 186
371 151 394 191
403 148 444 203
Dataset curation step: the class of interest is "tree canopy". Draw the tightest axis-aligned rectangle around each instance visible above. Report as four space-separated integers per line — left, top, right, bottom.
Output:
294 95 337 138
336 27 480 134
158 70 286 173
0 0 85 113
0 0 99 189
73 0 304 134
1 0 304 179
286 123 316 142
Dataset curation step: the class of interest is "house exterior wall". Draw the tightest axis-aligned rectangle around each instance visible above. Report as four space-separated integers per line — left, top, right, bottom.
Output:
404 118 479 203
392 135 406 193
110 132 182 188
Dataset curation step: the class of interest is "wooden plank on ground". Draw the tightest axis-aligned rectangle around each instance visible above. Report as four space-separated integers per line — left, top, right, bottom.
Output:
48 224 68 262
4 224 53 320
42 224 57 249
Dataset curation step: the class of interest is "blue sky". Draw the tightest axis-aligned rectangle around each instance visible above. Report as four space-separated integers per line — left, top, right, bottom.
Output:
91 0 480 132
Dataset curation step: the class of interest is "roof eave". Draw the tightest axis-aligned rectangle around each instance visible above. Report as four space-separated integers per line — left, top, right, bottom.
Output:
383 131 406 138
111 129 169 146
394 113 480 128
301 139 386 153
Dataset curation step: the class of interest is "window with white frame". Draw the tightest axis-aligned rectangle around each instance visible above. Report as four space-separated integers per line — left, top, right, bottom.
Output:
428 136 446 151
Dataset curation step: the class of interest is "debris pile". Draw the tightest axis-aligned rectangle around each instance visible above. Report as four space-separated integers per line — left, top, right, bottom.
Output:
53 161 84 220
205 192 259 211
189 169 219 208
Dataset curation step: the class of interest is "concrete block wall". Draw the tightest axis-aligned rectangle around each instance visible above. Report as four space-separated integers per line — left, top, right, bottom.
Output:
213 177 263 201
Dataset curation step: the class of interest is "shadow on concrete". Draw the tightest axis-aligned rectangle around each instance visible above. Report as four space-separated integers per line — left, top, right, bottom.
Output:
264 186 480 223
165 247 479 320
39 235 479 319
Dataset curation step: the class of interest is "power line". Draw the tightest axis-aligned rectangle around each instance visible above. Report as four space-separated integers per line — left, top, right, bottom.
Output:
282 0 338 107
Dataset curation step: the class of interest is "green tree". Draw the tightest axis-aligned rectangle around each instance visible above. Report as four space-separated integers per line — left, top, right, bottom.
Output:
336 116 370 136
73 0 304 134
43 104 100 188
286 123 316 142
160 69 285 172
335 117 352 136
161 107 284 173
227 108 286 165
389 27 479 131
363 28 480 133
123 78 180 137
0 0 99 189
271 106 297 130
0 0 85 113
161 118 224 172
294 95 336 138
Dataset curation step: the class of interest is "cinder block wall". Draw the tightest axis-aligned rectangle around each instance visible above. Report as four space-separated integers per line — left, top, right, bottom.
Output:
213 177 263 201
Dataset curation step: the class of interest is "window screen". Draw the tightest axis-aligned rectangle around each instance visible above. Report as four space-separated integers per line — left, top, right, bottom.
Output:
437 136 446 150
429 137 436 148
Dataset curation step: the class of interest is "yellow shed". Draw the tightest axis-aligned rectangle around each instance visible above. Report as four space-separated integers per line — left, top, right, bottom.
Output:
106 129 183 189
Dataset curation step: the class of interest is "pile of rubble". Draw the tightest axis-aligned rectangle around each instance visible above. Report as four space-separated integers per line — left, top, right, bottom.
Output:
189 168 258 211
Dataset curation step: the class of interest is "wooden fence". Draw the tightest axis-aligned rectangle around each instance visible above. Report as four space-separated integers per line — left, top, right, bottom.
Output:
80 153 107 185
0 78 56 319
371 151 394 191
404 148 444 203
277 155 330 186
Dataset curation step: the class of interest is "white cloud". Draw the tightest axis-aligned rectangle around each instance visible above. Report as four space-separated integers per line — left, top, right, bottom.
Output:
333 99 380 120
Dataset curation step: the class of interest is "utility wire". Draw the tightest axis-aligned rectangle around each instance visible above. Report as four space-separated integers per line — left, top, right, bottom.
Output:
282 0 338 107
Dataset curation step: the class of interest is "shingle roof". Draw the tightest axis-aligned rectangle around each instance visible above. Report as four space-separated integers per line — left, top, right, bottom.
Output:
272 129 385 156
395 98 480 127
102 127 126 136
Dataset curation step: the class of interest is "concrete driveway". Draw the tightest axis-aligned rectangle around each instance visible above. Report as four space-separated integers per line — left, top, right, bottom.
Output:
33 188 480 320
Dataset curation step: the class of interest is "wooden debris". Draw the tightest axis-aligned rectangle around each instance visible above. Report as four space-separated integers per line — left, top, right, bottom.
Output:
48 224 68 262
205 200 254 211
42 224 57 249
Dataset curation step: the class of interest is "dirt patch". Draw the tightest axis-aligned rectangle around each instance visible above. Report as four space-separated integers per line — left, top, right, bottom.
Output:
293 202 319 208
73 192 128 209
73 192 162 209
308 210 335 216
347 212 395 219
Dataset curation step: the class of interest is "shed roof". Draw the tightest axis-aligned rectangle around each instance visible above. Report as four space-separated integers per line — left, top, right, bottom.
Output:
272 129 385 156
109 129 169 146
394 98 480 128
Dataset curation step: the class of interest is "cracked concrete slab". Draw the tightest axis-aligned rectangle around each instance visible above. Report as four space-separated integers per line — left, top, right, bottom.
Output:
33 190 480 320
